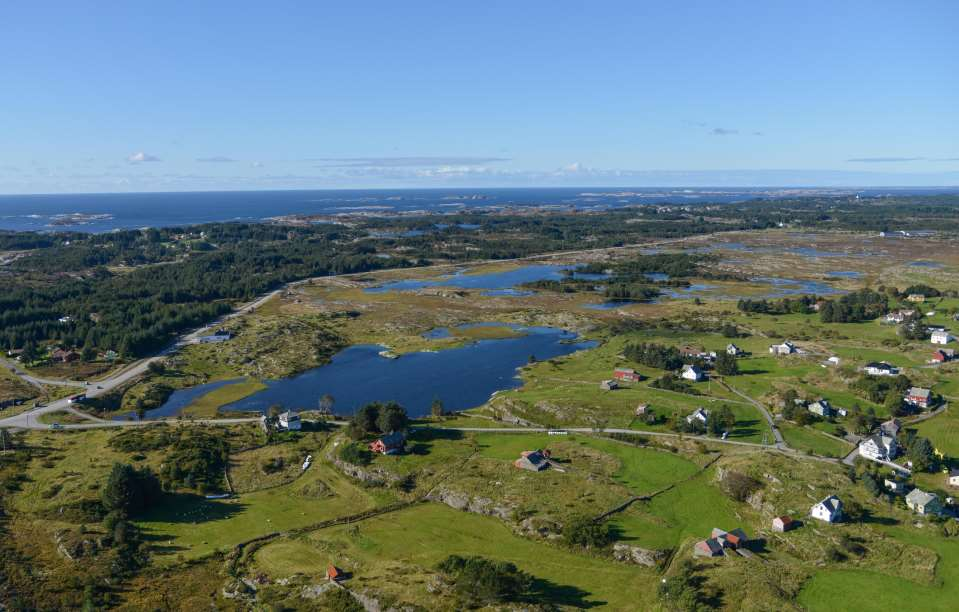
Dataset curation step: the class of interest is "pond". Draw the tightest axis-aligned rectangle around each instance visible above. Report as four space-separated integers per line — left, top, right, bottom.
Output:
148 326 596 419
365 264 605 293
909 261 943 268
826 271 862 278
751 277 846 297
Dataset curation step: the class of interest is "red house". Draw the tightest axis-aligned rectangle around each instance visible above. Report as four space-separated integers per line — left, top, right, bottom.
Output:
369 431 406 455
613 368 641 383
932 349 955 363
326 565 343 582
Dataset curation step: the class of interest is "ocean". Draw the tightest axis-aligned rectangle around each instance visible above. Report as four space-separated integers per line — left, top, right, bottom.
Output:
0 187 954 233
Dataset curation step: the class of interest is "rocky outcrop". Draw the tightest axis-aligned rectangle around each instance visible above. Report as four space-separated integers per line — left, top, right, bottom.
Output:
613 543 666 567
54 529 105 560
426 487 513 521
332 458 401 486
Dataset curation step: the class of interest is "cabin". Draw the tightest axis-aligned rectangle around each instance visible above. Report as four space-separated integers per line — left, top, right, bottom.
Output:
277 411 301 431
686 408 709 425
693 538 724 557
681 364 704 382
864 361 898 376
906 294 926 303
635 403 651 417
769 341 797 356
811 495 843 523
613 368 641 383
931 330 954 345
807 399 835 418
859 434 899 462
369 431 406 455
599 379 618 391
514 449 551 472
905 387 932 410
905 489 943 515
772 516 795 532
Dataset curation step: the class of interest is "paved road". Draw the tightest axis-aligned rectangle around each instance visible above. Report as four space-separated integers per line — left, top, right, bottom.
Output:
0 357 86 388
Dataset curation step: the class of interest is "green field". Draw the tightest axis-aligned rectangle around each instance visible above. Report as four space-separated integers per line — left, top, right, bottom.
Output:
138 458 379 562
255 503 662 610
779 423 852 458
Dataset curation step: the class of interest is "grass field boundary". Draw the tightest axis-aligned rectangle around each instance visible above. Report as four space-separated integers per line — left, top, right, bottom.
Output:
592 453 721 522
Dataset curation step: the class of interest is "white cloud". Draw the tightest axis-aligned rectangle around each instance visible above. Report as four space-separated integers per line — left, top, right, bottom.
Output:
127 152 162 163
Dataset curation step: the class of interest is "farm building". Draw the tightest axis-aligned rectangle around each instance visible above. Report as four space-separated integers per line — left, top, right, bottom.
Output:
599 379 618 391
772 516 795 532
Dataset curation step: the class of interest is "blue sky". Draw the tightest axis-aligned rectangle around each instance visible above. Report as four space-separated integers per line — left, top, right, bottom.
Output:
1 1 957 193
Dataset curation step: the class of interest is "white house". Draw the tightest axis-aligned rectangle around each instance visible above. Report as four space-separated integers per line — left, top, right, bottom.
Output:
948 469 959 488
726 344 744 356
931 330 954 345
686 408 709 425
884 478 906 494
808 399 835 418
769 341 797 356
278 411 302 431
681 364 704 382
811 495 843 523
196 330 232 344
858 434 899 462
864 361 898 376
905 489 943 515
905 387 932 409
884 310 915 324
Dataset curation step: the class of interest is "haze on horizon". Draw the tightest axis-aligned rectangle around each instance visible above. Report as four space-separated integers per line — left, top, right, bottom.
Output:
1 1 957 194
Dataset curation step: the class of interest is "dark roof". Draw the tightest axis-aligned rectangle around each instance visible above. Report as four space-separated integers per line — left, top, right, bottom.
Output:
379 431 406 448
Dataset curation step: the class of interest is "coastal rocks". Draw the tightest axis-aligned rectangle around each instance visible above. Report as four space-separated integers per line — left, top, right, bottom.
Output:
426 487 513 521
612 543 666 567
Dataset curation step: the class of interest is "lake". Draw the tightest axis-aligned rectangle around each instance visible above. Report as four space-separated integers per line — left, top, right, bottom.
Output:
148 325 596 418
364 264 604 293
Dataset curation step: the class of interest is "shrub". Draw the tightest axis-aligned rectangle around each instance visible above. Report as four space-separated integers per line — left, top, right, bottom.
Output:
562 515 612 549
436 555 533 607
339 442 372 466
320 589 364 612
719 470 762 502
